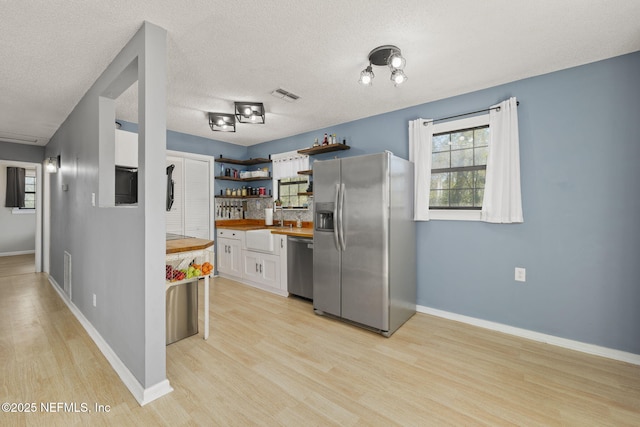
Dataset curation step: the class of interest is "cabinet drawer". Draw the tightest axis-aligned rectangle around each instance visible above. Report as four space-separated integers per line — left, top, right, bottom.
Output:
216 229 245 245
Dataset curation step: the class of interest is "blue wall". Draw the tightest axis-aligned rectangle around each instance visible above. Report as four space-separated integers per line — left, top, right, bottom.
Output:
244 51 640 354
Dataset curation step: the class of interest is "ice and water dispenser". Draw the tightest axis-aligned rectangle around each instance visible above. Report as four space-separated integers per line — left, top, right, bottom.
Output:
315 202 334 231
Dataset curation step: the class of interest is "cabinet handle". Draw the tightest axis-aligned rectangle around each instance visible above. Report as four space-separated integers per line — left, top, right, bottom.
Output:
255 263 259 272
260 264 263 273
281 239 283 249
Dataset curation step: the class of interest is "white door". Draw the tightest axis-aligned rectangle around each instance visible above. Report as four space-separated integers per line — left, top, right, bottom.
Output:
166 157 183 235
184 158 210 239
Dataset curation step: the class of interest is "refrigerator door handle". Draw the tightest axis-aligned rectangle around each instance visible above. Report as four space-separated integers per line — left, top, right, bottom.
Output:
333 183 340 251
338 183 346 251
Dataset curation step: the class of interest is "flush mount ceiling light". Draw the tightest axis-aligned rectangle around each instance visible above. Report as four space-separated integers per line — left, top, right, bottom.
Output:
358 45 407 87
234 102 265 124
209 113 236 132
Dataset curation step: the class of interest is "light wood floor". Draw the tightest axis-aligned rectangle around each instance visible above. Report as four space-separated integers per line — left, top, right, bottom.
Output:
0 253 35 277
1 271 639 426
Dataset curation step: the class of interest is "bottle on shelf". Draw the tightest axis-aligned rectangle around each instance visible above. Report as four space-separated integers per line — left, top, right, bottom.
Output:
322 133 328 146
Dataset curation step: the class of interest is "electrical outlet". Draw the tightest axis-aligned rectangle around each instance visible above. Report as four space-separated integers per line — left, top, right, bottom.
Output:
515 267 526 282
93 294 97 307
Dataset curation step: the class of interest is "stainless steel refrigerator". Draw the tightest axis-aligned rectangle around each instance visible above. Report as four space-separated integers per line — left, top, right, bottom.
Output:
313 152 416 337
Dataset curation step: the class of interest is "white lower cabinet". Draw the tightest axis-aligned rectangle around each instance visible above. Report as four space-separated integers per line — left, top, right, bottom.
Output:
277 235 287 292
242 250 280 289
217 228 288 297
216 230 244 278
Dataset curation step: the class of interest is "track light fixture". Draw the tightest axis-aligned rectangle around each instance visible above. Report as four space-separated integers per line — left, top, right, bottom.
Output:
358 45 407 87
359 65 374 86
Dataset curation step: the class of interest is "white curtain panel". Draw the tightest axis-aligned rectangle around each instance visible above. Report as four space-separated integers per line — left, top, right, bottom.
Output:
271 150 309 200
409 118 433 221
481 97 524 223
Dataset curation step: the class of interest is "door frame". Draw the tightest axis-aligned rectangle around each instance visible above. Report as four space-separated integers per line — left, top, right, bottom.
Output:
0 159 43 272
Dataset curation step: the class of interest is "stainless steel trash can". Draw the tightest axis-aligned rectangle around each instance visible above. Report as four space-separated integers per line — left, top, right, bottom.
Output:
166 280 198 345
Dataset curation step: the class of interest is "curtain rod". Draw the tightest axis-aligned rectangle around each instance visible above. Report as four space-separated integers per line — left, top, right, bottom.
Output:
423 101 520 126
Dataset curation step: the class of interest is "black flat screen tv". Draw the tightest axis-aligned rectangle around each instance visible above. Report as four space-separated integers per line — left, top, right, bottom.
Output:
115 166 138 205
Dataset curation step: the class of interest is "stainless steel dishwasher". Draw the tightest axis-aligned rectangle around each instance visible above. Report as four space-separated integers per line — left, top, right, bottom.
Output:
287 236 314 300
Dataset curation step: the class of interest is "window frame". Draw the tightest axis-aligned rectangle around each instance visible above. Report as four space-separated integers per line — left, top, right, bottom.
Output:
429 114 489 221
277 176 310 210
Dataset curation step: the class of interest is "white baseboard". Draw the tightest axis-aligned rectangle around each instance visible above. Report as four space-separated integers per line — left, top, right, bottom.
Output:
47 276 173 405
417 305 640 366
0 249 35 257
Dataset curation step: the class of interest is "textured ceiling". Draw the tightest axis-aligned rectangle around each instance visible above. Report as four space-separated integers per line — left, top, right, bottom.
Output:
1 1 639 147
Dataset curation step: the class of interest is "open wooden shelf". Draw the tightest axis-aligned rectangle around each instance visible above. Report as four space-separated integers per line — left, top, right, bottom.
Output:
297 192 313 196
215 157 271 165
297 144 350 156
215 176 270 182
297 169 313 176
215 195 271 199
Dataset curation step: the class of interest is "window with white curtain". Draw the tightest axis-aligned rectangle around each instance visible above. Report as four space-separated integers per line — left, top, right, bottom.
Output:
410 97 523 223
271 150 310 209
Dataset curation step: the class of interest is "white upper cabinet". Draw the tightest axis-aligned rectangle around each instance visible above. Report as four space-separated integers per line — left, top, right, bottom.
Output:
115 129 138 168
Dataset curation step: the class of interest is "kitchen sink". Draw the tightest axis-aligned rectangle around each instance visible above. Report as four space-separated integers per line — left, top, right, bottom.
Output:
245 229 275 252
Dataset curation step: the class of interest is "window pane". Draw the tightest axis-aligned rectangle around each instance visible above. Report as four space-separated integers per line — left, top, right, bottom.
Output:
24 184 35 192
450 189 473 207
430 172 449 190
451 148 474 168
430 190 449 207
474 146 488 166
474 170 486 188
474 189 484 207
451 171 474 189
24 193 35 208
474 127 489 147
450 130 474 150
432 134 451 152
432 152 450 169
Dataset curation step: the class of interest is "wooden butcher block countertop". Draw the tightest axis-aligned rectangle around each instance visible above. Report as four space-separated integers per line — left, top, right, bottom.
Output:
216 219 314 239
166 235 214 254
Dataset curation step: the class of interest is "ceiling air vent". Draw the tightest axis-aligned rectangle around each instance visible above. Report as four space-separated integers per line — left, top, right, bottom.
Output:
271 88 300 103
